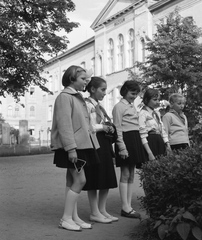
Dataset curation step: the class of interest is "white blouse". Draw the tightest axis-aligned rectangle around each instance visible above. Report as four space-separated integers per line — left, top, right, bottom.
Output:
85 97 104 132
138 106 168 145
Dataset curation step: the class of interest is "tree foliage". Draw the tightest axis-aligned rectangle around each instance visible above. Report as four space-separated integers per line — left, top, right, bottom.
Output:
0 0 78 99
135 10 202 127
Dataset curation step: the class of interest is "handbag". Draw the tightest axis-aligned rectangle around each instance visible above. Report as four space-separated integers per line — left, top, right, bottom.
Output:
98 106 118 144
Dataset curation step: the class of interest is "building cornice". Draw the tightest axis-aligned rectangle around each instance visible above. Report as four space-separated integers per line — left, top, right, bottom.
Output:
149 0 176 11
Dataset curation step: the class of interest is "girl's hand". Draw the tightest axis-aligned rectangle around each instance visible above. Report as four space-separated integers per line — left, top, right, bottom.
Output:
143 143 155 160
108 126 114 133
68 149 77 163
166 143 172 154
103 124 110 133
119 149 129 159
148 152 155 161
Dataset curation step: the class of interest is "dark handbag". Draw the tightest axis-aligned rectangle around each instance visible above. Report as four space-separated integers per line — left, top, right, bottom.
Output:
103 121 118 144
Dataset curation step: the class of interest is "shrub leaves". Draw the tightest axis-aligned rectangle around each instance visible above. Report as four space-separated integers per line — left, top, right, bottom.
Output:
192 226 202 240
176 223 190 240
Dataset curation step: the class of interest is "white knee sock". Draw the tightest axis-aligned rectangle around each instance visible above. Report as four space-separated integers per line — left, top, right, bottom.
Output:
62 189 79 221
119 182 129 211
127 183 134 209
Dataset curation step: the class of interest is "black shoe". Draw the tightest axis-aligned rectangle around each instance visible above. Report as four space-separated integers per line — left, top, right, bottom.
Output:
121 209 141 219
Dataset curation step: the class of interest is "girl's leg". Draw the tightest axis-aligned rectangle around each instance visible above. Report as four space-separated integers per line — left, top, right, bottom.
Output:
127 183 134 209
99 189 119 222
65 169 87 224
64 169 92 229
72 202 92 229
62 168 86 223
88 190 103 218
119 166 130 212
88 190 112 223
127 167 135 209
125 166 140 218
98 189 109 215
65 169 72 195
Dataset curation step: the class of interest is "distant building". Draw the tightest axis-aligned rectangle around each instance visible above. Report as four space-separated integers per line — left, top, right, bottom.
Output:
1 0 202 142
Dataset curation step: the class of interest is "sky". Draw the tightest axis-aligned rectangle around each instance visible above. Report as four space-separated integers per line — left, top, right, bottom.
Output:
66 0 109 49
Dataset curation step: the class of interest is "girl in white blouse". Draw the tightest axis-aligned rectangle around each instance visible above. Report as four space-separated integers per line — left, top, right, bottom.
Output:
139 88 171 160
84 77 118 223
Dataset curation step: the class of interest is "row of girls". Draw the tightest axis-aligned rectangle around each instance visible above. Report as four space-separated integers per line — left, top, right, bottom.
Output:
51 65 189 232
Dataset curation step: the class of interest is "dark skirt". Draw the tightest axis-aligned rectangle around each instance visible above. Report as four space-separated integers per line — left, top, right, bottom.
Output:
115 130 147 168
83 132 118 191
147 133 166 158
171 143 189 151
53 148 100 169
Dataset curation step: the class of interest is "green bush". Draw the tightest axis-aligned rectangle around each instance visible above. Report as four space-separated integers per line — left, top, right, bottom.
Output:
138 145 202 240
190 123 202 145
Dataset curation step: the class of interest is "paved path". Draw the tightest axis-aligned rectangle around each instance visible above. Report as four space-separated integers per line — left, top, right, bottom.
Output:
0 154 146 240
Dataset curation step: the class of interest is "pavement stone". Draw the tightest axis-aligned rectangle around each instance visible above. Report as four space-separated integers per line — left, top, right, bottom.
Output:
0 153 146 240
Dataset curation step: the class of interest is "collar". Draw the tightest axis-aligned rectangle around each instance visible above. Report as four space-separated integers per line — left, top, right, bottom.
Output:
169 108 184 116
62 87 85 101
120 98 131 105
62 87 78 95
145 106 154 114
88 97 99 107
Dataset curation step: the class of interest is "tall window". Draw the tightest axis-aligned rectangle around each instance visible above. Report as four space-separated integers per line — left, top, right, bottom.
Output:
141 37 146 62
30 106 35 117
128 29 135 67
8 106 13 117
97 55 102 76
91 58 95 75
117 34 124 70
30 87 35 96
48 105 52 121
15 105 20 117
49 75 53 92
107 38 114 74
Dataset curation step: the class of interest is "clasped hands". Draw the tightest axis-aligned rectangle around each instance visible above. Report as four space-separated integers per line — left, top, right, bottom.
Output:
103 124 114 133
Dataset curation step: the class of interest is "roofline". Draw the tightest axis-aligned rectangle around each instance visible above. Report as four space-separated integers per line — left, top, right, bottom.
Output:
90 0 114 29
149 0 175 11
91 0 145 30
44 36 95 66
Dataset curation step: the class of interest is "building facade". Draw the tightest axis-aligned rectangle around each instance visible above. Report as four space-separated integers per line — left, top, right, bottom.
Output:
0 0 202 142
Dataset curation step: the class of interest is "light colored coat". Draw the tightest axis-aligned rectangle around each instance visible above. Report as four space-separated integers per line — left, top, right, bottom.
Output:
51 88 99 151
162 111 190 146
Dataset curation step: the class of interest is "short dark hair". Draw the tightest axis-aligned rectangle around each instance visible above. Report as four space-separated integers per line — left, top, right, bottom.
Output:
86 76 106 93
143 88 159 105
120 80 140 97
62 65 86 87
